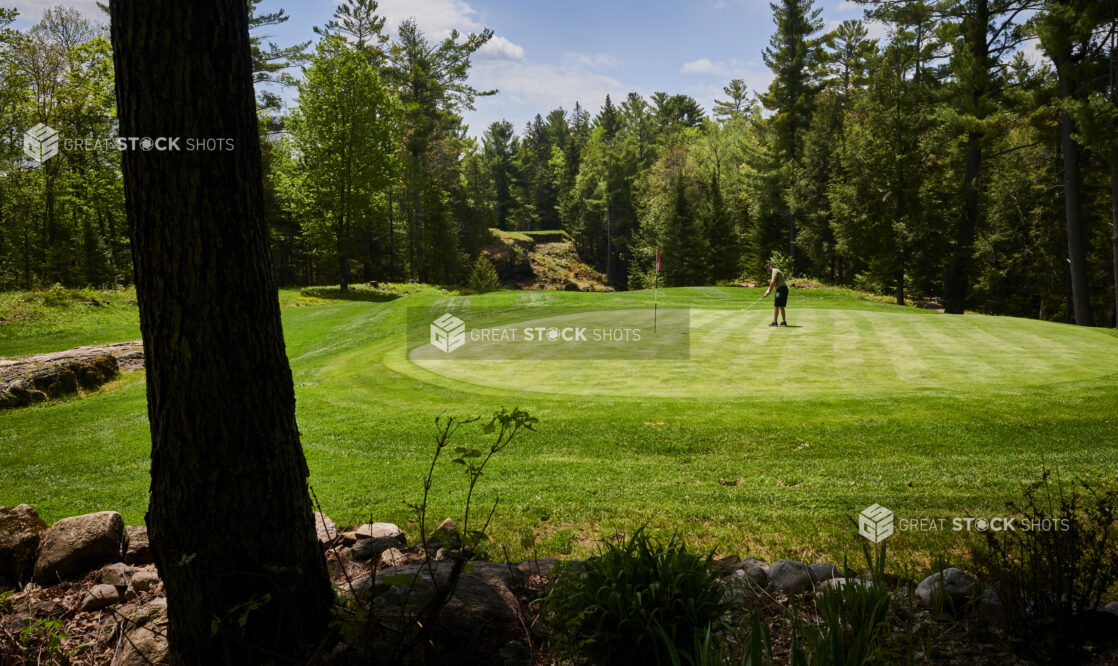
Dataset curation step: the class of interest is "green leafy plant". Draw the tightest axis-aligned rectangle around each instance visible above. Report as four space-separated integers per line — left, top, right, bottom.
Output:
972 470 1118 660
543 527 729 665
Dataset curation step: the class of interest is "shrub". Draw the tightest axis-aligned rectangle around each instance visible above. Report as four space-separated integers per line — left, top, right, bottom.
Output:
467 254 501 292
973 470 1118 659
41 283 73 306
542 528 729 665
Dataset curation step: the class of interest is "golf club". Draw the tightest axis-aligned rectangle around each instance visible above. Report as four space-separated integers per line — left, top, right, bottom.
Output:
741 294 767 312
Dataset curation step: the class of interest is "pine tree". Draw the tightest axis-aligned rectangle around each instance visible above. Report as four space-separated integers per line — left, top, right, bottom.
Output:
468 254 501 292
713 79 752 120
707 170 739 281
761 0 825 269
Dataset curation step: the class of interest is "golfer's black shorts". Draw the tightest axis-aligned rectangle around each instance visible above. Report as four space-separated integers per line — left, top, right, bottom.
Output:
774 285 789 308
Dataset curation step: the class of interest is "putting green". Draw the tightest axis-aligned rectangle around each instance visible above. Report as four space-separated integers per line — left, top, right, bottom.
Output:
402 308 1118 398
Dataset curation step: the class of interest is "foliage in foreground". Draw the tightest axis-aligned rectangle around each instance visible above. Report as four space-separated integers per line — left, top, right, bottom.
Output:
973 470 1118 660
542 528 729 665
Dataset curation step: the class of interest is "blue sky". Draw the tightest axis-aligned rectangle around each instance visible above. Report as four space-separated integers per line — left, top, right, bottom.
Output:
11 0 1036 138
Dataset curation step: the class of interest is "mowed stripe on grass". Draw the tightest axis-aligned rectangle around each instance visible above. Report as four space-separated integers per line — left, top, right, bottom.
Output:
409 308 1118 397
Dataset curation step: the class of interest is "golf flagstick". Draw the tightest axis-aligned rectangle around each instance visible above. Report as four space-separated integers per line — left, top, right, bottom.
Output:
653 247 661 333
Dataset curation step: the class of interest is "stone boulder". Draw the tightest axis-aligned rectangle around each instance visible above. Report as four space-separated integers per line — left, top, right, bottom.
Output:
117 598 170 665
766 560 813 593
33 511 125 584
313 512 338 546
80 583 121 611
124 525 152 565
809 562 841 583
348 560 526 659
352 537 400 562
99 562 134 588
131 571 161 593
916 568 975 608
355 522 406 545
0 504 48 586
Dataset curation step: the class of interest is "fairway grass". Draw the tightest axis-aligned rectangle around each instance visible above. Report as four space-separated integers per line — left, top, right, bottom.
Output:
3 285 1117 571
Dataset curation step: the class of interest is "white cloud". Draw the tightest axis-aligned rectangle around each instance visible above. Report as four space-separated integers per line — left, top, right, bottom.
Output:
374 0 483 37
681 57 768 81
472 61 629 116
10 0 104 27
563 52 620 69
682 58 726 75
476 35 525 62
836 1 860 11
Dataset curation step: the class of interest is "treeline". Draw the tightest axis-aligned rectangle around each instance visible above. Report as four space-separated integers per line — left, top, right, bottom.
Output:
467 0 1118 326
1 1 1117 326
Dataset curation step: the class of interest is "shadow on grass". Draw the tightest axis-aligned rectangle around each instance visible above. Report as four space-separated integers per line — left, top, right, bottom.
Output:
298 287 402 303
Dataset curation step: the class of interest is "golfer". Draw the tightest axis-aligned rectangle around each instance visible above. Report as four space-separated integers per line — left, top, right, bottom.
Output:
762 262 789 326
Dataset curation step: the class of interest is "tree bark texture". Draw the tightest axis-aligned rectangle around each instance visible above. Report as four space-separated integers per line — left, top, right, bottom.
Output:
110 1 334 661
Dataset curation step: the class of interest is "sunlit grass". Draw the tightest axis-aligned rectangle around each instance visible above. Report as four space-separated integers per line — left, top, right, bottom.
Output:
2 284 1117 572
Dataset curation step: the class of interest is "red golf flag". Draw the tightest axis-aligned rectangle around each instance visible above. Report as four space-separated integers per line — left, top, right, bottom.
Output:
656 247 661 272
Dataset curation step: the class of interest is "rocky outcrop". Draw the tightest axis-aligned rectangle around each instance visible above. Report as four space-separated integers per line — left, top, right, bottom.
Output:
33 511 125 584
0 341 143 409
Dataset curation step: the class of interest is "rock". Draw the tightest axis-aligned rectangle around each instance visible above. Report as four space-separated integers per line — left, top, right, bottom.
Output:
12 596 58 618
0 504 48 586
809 562 841 583
355 522 406 545
340 531 358 546
117 598 170 665
916 568 975 608
351 537 400 562
99 562 134 588
818 577 873 592
379 547 408 568
313 512 338 546
30 365 79 398
80 583 121 611
33 511 125 584
742 566 768 587
124 525 152 565
426 517 458 546
766 560 813 593
979 588 1003 622
352 561 526 658
516 557 560 578
1101 601 1118 617
742 557 769 572
131 571 161 593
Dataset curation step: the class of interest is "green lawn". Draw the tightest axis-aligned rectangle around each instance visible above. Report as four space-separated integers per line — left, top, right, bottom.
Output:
3 284 1117 570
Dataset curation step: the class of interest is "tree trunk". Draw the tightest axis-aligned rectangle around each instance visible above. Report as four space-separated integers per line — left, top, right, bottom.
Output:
110 2 333 662
946 131 983 314
1111 159 1118 327
1057 63 1094 326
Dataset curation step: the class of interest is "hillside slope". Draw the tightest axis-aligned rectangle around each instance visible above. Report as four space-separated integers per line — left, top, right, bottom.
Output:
482 229 611 292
